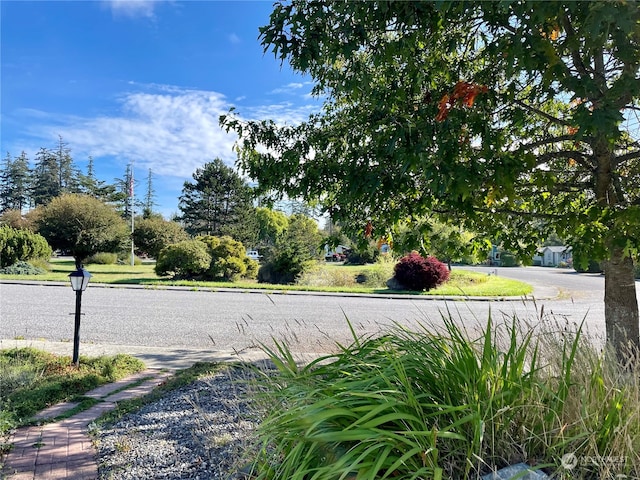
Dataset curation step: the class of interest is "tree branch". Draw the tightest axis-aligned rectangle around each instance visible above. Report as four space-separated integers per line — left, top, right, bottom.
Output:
616 150 640 165
563 14 591 80
518 134 582 152
535 150 595 170
512 99 573 127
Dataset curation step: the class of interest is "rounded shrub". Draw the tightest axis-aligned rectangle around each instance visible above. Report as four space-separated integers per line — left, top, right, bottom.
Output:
197 235 257 281
86 252 118 265
499 252 520 267
155 240 211 278
0 261 46 275
0 225 52 268
393 253 450 291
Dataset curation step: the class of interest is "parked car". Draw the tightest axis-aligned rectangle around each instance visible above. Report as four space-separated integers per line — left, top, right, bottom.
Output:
246 250 262 261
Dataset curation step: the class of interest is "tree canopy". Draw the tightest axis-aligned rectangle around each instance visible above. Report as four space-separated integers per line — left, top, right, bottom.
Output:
221 0 640 356
37 194 129 268
179 159 256 243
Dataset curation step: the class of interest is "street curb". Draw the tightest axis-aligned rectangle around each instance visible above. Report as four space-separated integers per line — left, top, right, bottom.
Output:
0 279 559 302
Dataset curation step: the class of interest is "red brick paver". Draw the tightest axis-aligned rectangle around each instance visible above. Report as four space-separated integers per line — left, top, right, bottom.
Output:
2 369 173 479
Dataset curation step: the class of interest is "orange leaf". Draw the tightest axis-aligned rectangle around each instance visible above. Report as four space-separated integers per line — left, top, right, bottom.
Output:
364 221 373 238
436 94 451 122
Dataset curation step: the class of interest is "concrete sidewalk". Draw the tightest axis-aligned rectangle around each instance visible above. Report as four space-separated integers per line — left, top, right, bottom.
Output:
2 369 174 480
0 340 271 370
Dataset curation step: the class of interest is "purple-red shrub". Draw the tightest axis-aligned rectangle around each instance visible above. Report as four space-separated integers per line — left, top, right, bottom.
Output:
393 253 450 291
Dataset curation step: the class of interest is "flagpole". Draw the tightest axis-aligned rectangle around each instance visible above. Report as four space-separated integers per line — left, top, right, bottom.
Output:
130 164 135 267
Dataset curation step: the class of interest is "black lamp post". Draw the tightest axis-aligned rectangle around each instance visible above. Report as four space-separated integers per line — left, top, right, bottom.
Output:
69 267 92 366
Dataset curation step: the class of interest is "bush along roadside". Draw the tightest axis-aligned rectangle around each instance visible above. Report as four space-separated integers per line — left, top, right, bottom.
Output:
246 315 640 480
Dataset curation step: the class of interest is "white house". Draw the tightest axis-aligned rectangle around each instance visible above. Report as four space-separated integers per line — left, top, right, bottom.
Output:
534 246 572 267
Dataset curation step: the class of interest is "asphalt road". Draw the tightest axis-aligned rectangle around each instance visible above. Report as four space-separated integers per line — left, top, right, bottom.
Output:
1 267 638 367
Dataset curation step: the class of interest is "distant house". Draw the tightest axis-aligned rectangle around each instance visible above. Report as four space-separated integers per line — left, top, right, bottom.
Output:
533 246 572 267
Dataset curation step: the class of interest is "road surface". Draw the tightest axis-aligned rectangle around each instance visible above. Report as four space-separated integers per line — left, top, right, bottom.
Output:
1 267 637 366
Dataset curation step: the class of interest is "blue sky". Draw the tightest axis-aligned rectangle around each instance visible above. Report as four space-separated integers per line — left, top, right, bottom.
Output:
1 0 319 217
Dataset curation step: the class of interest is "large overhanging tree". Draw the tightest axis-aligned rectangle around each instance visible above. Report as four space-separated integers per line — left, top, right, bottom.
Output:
221 1 640 358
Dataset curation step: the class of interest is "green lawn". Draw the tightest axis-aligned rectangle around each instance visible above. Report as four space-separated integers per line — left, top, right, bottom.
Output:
0 258 533 297
0 348 145 436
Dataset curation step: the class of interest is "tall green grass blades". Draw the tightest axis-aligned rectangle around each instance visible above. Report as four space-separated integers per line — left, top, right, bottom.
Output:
246 313 640 479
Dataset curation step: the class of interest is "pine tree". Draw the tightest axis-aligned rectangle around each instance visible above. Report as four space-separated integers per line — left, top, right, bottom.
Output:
179 159 255 239
7 151 31 211
31 147 60 206
113 164 135 219
142 168 157 219
0 153 13 212
79 156 118 202
53 136 79 193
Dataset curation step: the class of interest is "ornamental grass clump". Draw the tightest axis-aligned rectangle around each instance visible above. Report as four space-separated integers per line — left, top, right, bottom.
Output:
393 252 450 291
243 314 640 480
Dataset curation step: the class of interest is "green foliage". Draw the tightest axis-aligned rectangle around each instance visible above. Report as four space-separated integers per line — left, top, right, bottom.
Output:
572 249 604 273
133 216 189 259
0 151 30 212
0 208 40 231
119 254 143 266
258 213 322 284
36 194 129 266
154 240 211 279
393 253 450 291
258 254 313 285
0 225 52 267
86 252 118 265
255 207 288 248
392 217 490 265
499 252 521 267
0 261 46 275
345 241 378 265
0 348 144 433
222 0 640 353
197 235 256 281
248 317 640 479
179 159 256 244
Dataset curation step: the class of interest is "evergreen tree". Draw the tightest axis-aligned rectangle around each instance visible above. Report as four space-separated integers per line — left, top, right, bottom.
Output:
0 152 31 212
53 136 79 193
142 168 157 219
0 153 14 212
179 159 255 239
30 147 60 206
78 156 118 202
113 164 136 219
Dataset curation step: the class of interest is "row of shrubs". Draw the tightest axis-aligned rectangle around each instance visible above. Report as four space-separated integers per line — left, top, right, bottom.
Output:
155 236 258 281
153 237 452 291
0 223 452 291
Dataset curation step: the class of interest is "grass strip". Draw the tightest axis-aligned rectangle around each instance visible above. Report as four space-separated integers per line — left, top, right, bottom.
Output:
0 259 533 297
0 348 145 434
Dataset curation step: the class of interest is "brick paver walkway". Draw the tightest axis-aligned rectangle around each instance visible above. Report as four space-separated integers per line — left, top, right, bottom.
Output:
2 369 173 480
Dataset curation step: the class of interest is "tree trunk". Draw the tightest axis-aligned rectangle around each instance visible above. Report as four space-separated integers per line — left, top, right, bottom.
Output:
604 247 640 361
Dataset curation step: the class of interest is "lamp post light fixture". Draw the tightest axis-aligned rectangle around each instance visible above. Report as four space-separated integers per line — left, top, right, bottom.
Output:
69 267 92 366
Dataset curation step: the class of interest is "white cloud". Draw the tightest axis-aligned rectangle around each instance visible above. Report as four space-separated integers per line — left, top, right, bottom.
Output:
269 82 312 95
105 0 161 19
228 33 241 45
18 84 318 179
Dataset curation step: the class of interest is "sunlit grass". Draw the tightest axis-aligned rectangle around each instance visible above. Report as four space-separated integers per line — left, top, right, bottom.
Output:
245 315 640 479
0 348 145 435
0 258 532 297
